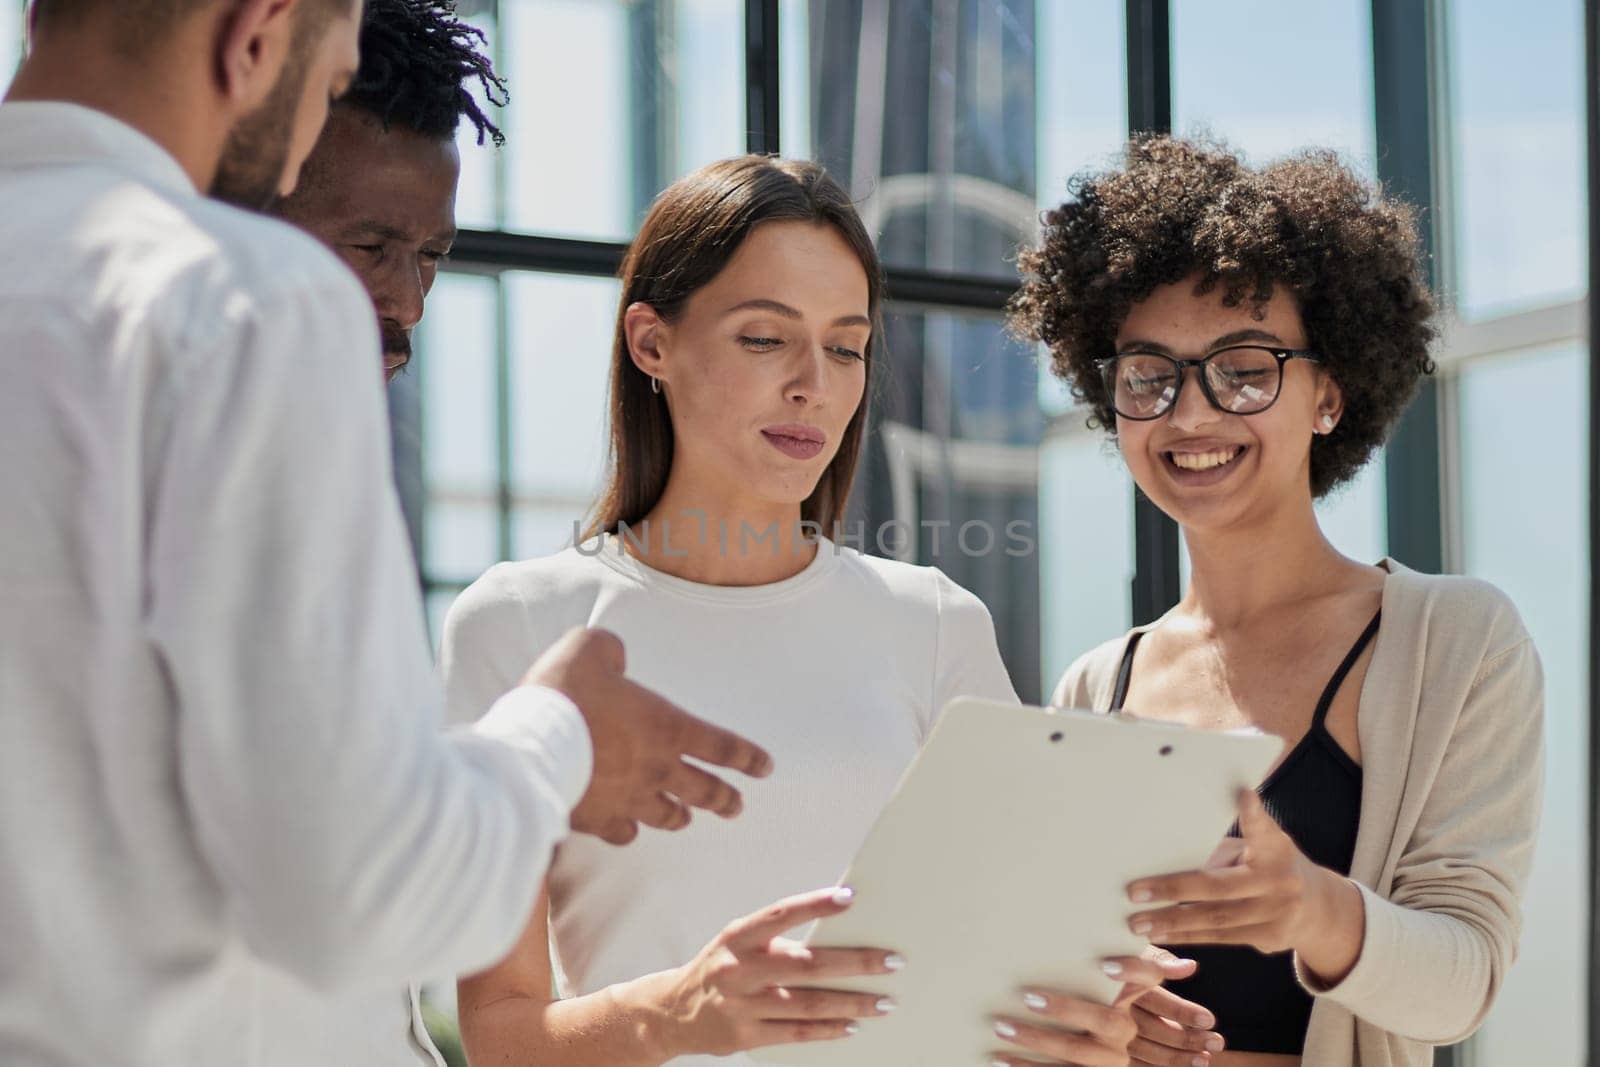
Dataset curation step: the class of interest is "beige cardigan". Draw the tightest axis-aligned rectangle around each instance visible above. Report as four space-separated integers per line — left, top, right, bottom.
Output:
1052 560 1544 1067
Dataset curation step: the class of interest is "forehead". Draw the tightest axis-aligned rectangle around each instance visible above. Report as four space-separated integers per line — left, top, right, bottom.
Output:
297 109 460 232
693 221 870 314
1116 276 1305 345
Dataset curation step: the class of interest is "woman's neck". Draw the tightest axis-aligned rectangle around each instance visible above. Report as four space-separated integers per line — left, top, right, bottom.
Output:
1178 495 1371 630
625 476 816 588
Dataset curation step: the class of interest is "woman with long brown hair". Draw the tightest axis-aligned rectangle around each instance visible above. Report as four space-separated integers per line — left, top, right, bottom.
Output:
438 155 1200 1067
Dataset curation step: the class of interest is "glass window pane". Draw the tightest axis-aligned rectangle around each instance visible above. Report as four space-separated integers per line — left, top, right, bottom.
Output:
1316 447 1388 565
787 0 1127 275
463 0 744 241
1173 0 1376 172
424 499 500 584
1 1 21 94
872 306 1044 700
1446 0 1585 319
1039 427 1132 700
505 272 618 503
418 273 500 494
512 504 584 562
424 589 462 653
1457 343 1587 1063
1035 0 1127 207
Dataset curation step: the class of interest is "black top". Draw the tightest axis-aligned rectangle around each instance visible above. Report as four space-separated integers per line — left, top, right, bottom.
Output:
1110 612 1380 1055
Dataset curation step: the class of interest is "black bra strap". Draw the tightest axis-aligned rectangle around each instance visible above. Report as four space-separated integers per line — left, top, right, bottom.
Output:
1312 611 1383 729
1109 630 1146 713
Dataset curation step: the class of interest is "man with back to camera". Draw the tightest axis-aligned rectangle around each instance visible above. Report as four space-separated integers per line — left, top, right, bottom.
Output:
269 0 491 381
0 2 773 1064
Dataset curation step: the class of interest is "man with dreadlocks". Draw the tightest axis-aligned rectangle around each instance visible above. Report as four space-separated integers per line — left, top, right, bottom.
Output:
273 0 508 380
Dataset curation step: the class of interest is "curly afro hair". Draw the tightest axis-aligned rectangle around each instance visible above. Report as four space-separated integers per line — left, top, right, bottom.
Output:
1009 135 1437 498
344 0 509 148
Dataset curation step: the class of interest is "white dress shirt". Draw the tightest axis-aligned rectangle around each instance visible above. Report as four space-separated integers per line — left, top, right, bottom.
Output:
0 102 592 1066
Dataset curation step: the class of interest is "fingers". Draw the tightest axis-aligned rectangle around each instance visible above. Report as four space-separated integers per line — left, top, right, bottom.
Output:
1237 789 1278 838
745 1018 862 1049
575 627 626 673
650 692 773 778
1101 953 1190 997
1128 864 1260 907
633 791 692 832
1014 988 1136 1042
1134 986 1216 1032
1130 896 1283 941
1156 921 1285 949
589 818 639 846
664 760 744 819
737 945 905 989
742 987 894 1021
992 1011 1134 1067
1131 1004 1224 1063
722 887 858 951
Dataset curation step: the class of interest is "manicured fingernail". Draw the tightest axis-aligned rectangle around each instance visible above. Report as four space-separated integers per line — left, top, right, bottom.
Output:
1131 919 1153 935
884 953 907 971
1206 1034 1224 1051
876 997 897 1014
1130 887 1154 903
1192 1057 1208 1067
831 886 855 906
1193 1011 1215 1029
994 1020 1018 1039
990 1059 1009 1067
1022 992 1048 1011
1101 961 1124 978
844 1023 860 1036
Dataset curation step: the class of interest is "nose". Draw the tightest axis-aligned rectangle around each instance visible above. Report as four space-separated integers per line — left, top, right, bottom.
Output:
374 253 426 331
1166 363 1221 431
785 343 830 406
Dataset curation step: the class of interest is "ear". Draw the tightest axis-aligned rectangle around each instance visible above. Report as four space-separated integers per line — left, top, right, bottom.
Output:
1314 371 1345 435
623 302 671 384
214 0 299 111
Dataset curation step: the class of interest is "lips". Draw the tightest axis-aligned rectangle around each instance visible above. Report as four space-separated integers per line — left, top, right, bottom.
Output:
1161 443 1249 485
762 424 827 461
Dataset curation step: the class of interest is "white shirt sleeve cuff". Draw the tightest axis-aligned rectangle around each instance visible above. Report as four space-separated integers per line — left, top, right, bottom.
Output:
470 685 594 812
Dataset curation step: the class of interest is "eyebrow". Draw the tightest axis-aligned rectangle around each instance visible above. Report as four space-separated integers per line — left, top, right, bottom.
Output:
1116 328 1288 355
724 298 871 330
344 221 458 246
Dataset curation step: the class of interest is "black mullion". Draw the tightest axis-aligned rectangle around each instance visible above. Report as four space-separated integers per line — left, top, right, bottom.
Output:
745 0 781 154
1125 0 1181 625
1126 0 1173 135
447 232 1021 312
1373 0 1445 577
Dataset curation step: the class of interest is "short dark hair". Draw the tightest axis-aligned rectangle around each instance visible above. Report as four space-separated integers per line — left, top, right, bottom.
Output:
341 0 508 147
1009 135 1437 498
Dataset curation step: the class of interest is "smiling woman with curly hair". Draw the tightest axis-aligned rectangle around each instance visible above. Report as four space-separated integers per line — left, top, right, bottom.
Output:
1016 137 1543 1067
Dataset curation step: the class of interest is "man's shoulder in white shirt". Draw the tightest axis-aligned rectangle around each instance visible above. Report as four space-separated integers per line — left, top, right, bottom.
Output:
73 175 368 365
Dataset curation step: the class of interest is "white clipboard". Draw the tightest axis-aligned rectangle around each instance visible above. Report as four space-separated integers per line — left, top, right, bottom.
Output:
755 698 1283 1067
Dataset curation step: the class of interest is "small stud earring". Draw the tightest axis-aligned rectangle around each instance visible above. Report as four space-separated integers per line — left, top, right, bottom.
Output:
1321 415 1335 432
651 376 662 395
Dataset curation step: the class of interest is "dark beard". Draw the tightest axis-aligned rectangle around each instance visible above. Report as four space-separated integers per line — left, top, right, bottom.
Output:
210 31 316 209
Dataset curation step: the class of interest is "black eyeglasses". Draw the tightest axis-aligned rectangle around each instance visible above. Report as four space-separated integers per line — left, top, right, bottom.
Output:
1096 346 1322 421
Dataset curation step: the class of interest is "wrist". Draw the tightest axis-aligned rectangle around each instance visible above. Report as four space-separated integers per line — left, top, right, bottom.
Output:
614 968 685 1065
1295 867 1365 985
